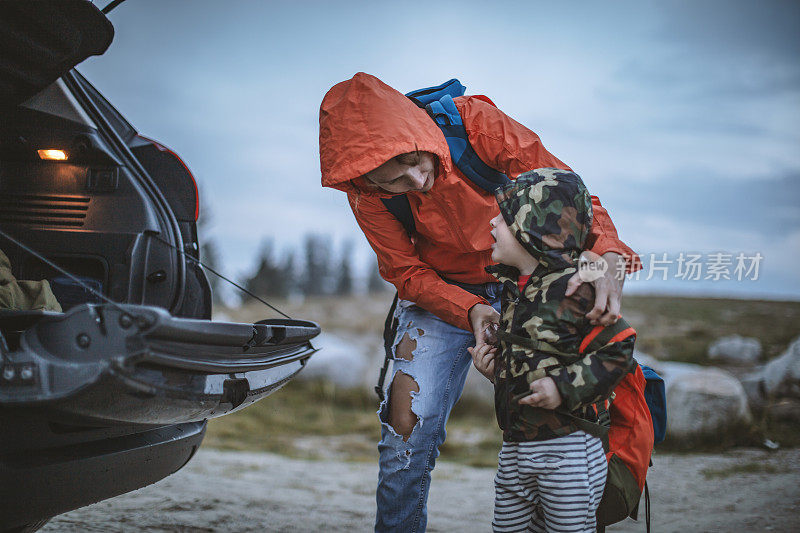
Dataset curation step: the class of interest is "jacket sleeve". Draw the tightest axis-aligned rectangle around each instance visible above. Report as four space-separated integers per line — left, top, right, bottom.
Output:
348 192 486 331
456 95 641 274
546 319 637 412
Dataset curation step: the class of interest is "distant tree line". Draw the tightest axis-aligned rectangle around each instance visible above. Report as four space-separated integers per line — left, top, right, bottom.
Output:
240 233 389 301
198 202 389 303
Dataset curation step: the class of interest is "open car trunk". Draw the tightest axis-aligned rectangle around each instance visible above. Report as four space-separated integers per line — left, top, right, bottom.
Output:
0 2 322 528
0 0 323 431
0 304 319 425
0 0 114 107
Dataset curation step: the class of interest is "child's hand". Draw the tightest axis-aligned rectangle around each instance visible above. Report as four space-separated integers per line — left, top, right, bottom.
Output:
517 377 562 409
468 343 497 383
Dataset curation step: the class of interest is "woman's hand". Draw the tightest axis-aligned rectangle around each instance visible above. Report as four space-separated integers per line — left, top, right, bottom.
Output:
469 303 500 346
468 343 497 382
517 377 562 410
566 251 626 326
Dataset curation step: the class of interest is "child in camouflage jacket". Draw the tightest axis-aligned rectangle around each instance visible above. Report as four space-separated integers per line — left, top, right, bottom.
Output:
469 168 636 533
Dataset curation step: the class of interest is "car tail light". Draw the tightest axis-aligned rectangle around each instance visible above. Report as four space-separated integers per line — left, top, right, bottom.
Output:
38 149 68 161
136 134 200 221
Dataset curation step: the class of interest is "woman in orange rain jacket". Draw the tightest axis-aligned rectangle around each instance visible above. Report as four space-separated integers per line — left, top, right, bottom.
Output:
319 72 640 532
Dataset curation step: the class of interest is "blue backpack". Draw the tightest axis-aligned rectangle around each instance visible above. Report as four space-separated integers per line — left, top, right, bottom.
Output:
640 364 667 445
380 79 511 236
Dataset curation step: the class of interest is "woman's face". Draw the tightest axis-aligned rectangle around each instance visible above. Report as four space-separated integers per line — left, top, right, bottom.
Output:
363 151 436 194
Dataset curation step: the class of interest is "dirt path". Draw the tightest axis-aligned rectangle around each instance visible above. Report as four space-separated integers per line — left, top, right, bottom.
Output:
44 448 800 532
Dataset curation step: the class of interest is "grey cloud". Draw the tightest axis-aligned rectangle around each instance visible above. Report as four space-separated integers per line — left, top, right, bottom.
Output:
643 113 775 138
613 55 800 103
610 172 800 235
609 0 800 103
650 0 800 60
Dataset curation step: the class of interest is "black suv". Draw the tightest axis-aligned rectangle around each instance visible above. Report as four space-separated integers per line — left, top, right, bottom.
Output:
0 2 319 530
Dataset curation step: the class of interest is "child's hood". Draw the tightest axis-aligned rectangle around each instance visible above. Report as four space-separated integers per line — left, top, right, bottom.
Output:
494 168 593 271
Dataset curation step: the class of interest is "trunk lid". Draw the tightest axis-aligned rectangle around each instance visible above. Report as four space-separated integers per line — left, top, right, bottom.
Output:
0 0 114 106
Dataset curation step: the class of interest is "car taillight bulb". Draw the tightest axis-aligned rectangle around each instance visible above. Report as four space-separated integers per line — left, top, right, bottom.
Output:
37 149 68 161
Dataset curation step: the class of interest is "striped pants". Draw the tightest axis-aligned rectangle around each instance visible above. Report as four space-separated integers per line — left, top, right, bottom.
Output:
492 431 607 533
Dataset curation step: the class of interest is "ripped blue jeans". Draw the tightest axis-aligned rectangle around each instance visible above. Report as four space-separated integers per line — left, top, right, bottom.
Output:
376 285 502 532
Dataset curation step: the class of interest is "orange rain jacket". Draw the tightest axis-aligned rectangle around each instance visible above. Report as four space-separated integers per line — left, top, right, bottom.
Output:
319 73 640 332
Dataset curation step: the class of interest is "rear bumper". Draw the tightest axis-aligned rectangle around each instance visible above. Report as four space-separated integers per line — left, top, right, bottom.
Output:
0 304 319 425
0 304 318 527
0 420 206 529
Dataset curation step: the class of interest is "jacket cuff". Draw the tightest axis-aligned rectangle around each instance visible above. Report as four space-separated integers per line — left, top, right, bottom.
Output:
548 367 585 412
587 238 643 274
454 293 489 332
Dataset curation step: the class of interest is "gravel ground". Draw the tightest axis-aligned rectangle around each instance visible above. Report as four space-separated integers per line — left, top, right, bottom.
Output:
44 448 800 532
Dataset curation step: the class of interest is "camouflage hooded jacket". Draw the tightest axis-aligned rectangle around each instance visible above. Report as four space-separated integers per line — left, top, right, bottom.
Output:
486 168 637 442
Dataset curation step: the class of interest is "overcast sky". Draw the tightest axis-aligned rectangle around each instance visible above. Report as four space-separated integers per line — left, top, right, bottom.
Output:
81 0 800 300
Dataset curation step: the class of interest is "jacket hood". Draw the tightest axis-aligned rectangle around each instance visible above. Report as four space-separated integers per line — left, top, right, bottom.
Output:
318 72 452 196
494 168 593 271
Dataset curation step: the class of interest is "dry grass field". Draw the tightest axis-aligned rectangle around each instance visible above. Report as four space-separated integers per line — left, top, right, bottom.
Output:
207 293 800 465
223 292 800 363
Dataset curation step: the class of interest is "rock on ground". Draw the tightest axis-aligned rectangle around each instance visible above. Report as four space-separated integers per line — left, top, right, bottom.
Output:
763 335 800 399
708 335 762 364
740 335 800 413
297 332 376 388
666 366 751 438
44 448 800 532
636 353 753 439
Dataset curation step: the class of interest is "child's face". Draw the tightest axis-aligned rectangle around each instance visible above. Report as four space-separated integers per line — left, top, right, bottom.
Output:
490 213 536 269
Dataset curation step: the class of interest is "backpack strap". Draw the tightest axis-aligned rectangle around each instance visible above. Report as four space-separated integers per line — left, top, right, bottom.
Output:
645 480 651 533
423 94 511 193
380 79 511 237
406 78 466 107
558 409 610 450
375 292 400 401
495 329 578 359
579 318 637 355
381 195 416 237
408 79 510 192
509 384 610 448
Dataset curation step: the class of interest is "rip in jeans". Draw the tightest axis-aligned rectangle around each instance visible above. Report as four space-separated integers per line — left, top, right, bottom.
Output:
378 326 426 468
